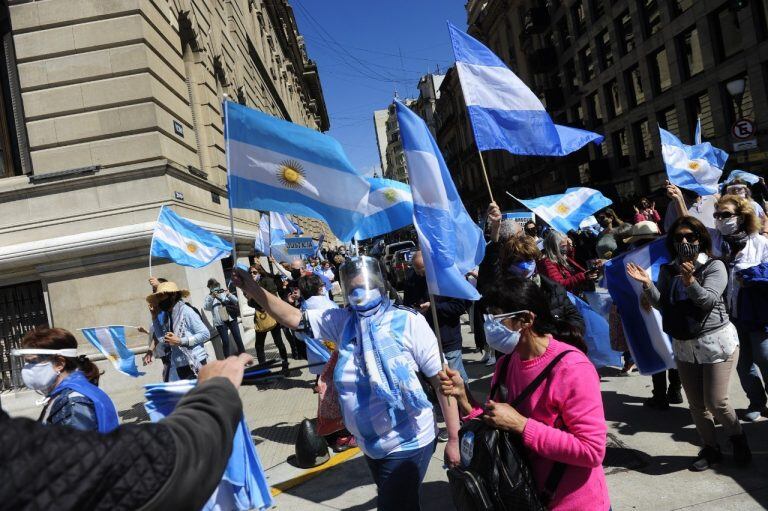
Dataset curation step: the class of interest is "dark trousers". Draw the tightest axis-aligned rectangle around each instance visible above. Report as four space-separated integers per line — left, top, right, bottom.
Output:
364 442 435 511
216 320 245 358
255 327 288 364
652 369 681 399
166 359 207 381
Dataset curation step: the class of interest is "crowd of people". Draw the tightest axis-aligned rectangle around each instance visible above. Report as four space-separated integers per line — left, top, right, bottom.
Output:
4 175 768 510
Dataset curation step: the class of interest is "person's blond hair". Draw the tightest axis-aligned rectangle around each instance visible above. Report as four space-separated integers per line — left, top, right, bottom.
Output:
500 235 541 268
716 194 761 234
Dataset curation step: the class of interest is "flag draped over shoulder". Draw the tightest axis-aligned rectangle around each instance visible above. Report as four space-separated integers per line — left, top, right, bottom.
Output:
224 101 369 241
660 127 728 196
396 100 485 301
448 22 602 157
151 206 232 268
355 178 414 240
604 239 675 375
81 326 144 377
516 187 612 234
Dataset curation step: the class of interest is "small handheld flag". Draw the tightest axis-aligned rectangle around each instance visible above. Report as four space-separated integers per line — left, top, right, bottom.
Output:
151 206 232 268
355 178 414 240
81 326 144 377
512 187 612 234
661 127 728 196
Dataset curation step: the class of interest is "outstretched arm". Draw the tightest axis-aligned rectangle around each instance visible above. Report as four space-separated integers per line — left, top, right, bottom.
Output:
233 267 301 328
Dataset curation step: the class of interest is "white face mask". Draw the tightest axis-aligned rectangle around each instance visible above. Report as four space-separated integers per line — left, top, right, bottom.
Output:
483 315 522 354
716 216 740 236
21 361 59 393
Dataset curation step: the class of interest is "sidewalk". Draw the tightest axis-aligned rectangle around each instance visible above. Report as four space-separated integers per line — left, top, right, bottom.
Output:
4 322 768 510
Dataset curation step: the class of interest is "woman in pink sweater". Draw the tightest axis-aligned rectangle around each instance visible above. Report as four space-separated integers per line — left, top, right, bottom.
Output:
440 276 610 510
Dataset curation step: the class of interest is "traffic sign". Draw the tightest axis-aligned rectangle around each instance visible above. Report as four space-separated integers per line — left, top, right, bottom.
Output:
731 118 755 140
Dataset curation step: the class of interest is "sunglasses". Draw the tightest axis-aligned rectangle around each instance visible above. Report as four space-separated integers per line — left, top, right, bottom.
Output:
713 211 737 220
672 232 699 243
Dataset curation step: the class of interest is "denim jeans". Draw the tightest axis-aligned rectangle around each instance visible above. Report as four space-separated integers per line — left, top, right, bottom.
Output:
734 321 768 410
444 349 469 382
216 320 246 358
364 441 436 511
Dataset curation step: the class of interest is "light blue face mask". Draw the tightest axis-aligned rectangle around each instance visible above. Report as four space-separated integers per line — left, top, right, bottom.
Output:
507 260 537 279
348 287 383 313
483 313 524 354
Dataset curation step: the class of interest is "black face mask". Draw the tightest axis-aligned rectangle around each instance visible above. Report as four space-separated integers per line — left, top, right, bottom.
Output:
158 297 175 311
291 269 302 280
525 228 537 237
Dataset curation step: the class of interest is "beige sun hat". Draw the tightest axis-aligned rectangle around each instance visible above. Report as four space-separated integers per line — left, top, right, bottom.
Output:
622 220 661 244
146 281 190 303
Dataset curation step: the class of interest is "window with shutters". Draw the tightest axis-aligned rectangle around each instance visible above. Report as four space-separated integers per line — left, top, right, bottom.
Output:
657 106 679 135
604 79 622 116
572 0 587 36
580 45 595 82
633 118 653 160
679 27 704 78
714 6 742 60
597 29 613 69
686 91 715 139
642 0 661 37
673 0 694 16
558 17 571 49
625 65 645 106
649 46 671 93
617 11 635 55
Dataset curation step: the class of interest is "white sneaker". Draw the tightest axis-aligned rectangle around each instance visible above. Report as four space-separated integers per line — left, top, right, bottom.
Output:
479 350 490 363
485 354 496 366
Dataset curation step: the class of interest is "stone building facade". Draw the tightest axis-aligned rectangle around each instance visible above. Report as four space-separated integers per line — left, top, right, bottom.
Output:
0 0 330 386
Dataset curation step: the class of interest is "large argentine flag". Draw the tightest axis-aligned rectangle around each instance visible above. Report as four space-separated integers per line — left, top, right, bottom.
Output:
396 100 485 301
355 178 414 240
151 206 232 268
224 101 369 241
81 326 144 377
448 22 603 157
604 239 675 375
661 127 728 196
517 187 612 234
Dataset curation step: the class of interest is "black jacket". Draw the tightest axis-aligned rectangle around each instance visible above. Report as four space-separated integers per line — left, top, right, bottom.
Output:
539 275 585 335
0 378 241 511
403 270 467 352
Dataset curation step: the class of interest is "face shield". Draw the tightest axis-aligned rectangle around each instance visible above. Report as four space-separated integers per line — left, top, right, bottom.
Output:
11 348 76 392
339 256 387 312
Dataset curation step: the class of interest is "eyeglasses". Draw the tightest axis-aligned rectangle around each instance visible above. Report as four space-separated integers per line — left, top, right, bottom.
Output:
713 211 737 220
486 310 530 322
672 232 699 243
249 271 259 275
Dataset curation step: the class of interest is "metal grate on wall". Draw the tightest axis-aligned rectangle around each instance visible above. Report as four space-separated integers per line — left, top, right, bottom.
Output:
0 281 49 390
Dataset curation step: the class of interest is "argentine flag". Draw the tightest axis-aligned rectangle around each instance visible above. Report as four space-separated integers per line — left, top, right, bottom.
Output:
254 212 300 261
604 238 675 375
725 169 760 185
516 187 612 234
355 178 414 240
661 127 728 196
448 22 603 157
396 100 485 301
81 326 144 377
224 101 369 241
151 206 232 268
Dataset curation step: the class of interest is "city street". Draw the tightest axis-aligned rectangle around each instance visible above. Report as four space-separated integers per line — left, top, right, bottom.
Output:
4 320 767 510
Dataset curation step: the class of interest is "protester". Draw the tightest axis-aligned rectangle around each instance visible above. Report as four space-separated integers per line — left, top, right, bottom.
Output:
146 281 209 381
627 216 750 470
15 327 118 433
404 251 468 383
321 260 336 283
633 197 661 228
538 230 599 294
724 180 768 231
247 263 292 369
1 353 253 510
523 219 542 248
204 278 245 358
233 257 460 510
595 208 632 259
440 276 609 510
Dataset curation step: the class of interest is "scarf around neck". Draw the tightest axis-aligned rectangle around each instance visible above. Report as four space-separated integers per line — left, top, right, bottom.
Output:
353 299 431 412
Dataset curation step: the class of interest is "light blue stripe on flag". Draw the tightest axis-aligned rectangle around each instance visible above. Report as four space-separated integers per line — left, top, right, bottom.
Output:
661 127 728 196
396 100 484 301
355 178 414 240
604 238 675 375
448 22 603 157
81 326 144 377
151 206 232 268
567 292 622 368
725 169 760 185
517 187 612 234
224 101 369 241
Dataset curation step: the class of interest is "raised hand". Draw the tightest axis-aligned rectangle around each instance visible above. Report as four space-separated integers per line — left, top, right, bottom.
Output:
626 262 652 287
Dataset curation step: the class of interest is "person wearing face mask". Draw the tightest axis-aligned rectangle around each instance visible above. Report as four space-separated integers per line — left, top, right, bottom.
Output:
148 281 210 382
627 216 750 471
594 208 633 260
15 327 118 433
711 195 768 422
538 230 599 295
633 197 661 228
232 256 461 511
724 180 768 235
247 262 292 369
523 220 543 249
439 276 608 511
203 278 245 358
497 235 584 350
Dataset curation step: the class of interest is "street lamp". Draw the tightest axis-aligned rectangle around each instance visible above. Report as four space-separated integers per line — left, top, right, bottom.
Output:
726 77 747 118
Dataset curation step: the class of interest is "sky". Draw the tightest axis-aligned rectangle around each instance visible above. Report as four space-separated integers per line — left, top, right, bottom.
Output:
292 0 467 176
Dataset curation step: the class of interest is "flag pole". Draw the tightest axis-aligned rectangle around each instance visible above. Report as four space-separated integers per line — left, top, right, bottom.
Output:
224 100 238 266
266 212 274 273
477 150 495 203
427 291 446 366
148 205 164 277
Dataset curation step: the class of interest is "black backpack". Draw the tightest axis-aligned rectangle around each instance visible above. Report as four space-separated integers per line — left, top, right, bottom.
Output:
447 351 574 511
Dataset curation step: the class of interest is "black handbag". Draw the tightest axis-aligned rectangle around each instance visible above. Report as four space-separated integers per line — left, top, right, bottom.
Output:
447 351 573 511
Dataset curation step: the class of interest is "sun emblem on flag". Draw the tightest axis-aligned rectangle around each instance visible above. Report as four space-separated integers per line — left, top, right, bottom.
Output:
186 242 198 254
277 160 306 188
688 161 700 171
556 204 570 215
383 188 399 204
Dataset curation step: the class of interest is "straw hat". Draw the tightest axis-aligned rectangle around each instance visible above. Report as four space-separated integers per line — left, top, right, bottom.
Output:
622 221 661 244
146 281 190 303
